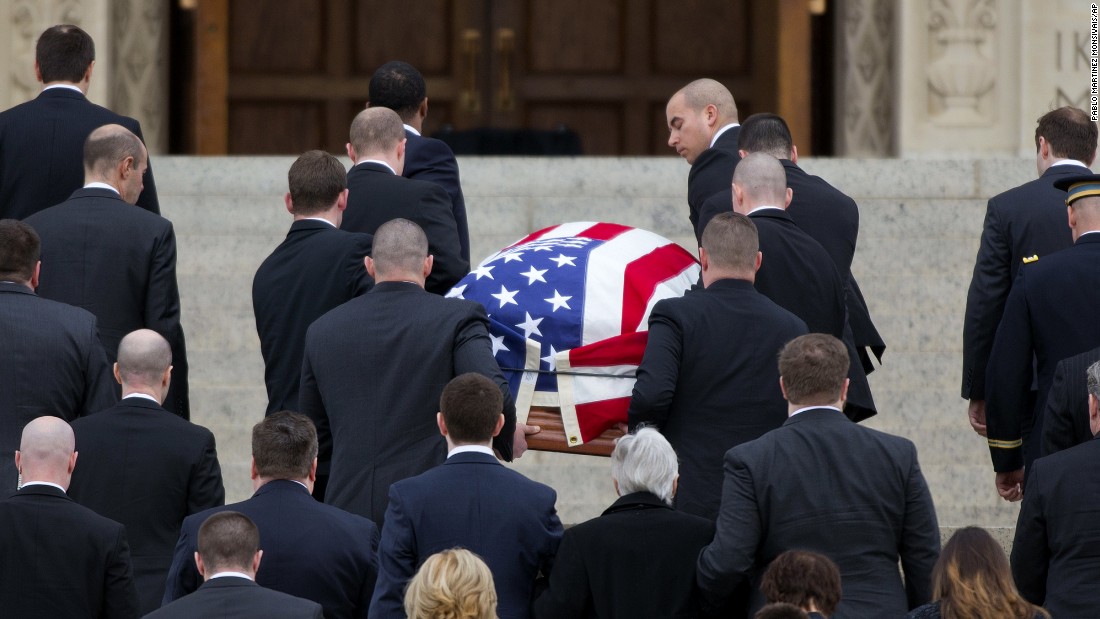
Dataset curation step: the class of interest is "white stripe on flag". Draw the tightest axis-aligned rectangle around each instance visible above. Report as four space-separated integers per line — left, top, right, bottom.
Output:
581 228 671 346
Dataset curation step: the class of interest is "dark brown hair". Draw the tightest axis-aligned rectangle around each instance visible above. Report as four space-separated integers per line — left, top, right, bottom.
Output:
701 212 758 272
934 527 1049 619
36 25 94 83
369 61 426 121
197 511 260 572
440 373 503 444
778 334 849 405
288 150 346 215
1035 107 1097 163
0 220 40 282
252 411 318 480
760 550 842 615
739 113 794 159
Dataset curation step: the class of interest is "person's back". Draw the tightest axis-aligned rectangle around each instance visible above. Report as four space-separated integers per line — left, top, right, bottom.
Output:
0 24 158 219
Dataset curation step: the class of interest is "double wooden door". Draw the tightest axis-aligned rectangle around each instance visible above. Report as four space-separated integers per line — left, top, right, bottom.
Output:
191 0 813 155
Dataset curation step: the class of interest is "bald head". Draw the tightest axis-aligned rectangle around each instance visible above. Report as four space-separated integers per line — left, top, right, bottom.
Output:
679 79 738 122
16 417 77 488
368 218 430 282
83 124 147 203
116 329 172 401
732 153 790 213
348 107 406 165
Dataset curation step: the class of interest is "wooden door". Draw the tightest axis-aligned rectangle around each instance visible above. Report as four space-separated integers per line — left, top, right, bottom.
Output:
189 0 812 155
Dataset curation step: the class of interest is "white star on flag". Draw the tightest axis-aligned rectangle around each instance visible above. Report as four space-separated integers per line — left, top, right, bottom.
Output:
541 345 558 370
544 290 572 312
491 285 519 308
472 264 495 280
521 266 548 285
446 284 467 299
550 254 576 267
516 312 544 338
490 333 509 356
503 252 525 263
532 245 555 252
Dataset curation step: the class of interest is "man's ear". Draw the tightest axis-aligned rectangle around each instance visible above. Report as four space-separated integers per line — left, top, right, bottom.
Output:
789 144 798 163
33 61 43 84
779 376 789 400
753 251 762 273
336 188 349 213
492 414 505 438
423 255 434 278
698 247 709 272
437 412 448 437
346 142 357 163
284 192 295 215
195 552 206 578
365 256 376 279
113 362 122 386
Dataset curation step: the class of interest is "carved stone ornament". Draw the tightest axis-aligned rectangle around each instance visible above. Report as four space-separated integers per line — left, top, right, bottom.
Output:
926 0 998 126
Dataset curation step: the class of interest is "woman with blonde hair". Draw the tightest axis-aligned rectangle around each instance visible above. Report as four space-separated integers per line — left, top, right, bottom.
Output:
404 548 498 619
906 527 1048 619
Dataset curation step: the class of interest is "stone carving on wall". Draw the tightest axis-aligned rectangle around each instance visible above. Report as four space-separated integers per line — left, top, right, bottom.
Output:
9 0 86 105
836 0 896 156
926 0 998 126
111 0 168 153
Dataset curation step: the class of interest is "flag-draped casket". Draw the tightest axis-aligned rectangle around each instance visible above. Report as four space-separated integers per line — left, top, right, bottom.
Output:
446 222 699 453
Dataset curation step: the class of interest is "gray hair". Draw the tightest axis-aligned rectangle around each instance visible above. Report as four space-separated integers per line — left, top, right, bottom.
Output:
1087 360 1100 399
611 427 678 505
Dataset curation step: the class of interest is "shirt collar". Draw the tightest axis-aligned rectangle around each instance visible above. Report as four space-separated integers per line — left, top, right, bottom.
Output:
747 205 784 215
710 122 740 148
122 392 160 404
354 159 396 174
447 445 495 458
1051 159 1090 169
299 217 337 228
790 405 842 417
84 182 120 194
209 572 253 581
1079 230 1100 238
19 481 66 492
43 84 83 94
403 123 421 137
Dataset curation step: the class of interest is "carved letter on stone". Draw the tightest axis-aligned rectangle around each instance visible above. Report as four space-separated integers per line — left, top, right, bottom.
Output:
926 0 998 126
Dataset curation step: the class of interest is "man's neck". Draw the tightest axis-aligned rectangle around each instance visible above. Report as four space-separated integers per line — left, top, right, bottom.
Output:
122 389 162 404
403 122 422 136
354 158 397 174
254 476 310 492
447 443 495 457
84 180 121 194
293 212 339 227
208 570 254 582
42 82 86 94
374 275 425 287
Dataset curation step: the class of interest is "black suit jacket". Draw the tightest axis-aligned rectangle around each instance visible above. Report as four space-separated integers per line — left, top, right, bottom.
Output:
67 396 224 614
686 126 741 244
24 187 189 416
149 576 322 619
300 281 517 525
749 209 877 421
163 480 377 619
1040 346 1100 457
0 485 139 618
698 409 940 618
699 160 884 367
404 129 470 262
370 451 563 619
0 281 116 489
343 162 468 294
962 164 1081 399
628 278 808 520
533 491 715 619
986 234 1100 472
253 219 373 415
1012 435 1100 618
0 87 158 219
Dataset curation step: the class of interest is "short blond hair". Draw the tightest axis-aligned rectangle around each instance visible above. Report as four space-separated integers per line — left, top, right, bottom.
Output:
404 548 498 619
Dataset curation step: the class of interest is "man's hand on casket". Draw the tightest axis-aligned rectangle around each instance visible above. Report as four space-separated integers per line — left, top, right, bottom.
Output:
512 423 542 459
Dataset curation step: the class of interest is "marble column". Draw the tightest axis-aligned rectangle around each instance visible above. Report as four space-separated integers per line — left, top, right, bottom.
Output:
0 0 169 154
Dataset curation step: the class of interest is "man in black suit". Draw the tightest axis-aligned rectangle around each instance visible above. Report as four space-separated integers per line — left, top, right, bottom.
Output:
164 412 377 618
150 511 322 619
343 107 467 295
0 416 139 618
628 211 808 520
24 124 189 417
731 153 877 422
0 24 158 219
985 173 1100 500
0 219 116 489
963 107 1097 437
1041 349 1100 456
253 150 373 417
698 334 939 618
67 329 224 614
533 427 715 619
665 78 740 245
370 373 562 619
368 60 469 262
698 113 885 372
1012 363 1100 618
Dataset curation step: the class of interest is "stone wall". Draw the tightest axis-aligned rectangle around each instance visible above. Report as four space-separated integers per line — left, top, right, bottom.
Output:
156 155 1052 528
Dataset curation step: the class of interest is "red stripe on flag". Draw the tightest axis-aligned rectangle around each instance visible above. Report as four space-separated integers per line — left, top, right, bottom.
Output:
505 223 560 249
575 397 631 443
567 332 648 368
620 244 700 334
577 222 633 242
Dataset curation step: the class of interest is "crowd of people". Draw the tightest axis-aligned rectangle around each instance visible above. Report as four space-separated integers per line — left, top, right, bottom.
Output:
2 22 1100 619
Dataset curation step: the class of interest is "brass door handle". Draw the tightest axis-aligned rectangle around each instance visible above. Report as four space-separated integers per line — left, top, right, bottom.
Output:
460 29 481 113
496 28 515 112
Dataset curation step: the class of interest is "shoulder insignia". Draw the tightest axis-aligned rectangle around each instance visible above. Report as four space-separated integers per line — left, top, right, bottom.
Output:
1022 255 1039 264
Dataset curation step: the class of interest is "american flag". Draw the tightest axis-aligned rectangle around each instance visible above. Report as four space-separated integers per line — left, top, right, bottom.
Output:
447 222 699 445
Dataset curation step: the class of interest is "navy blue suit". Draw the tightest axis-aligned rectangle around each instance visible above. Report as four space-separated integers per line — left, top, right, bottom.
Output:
369 451 563 619
986 233 1100 473
163 480 378 619
962 164 1081 399
687 126 741 244
404 129 470 262
1040 346 1100 457
0 87 158 219
149 576 322 619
